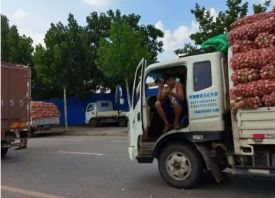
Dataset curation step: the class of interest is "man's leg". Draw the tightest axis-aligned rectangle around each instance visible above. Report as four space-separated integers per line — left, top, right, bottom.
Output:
155 101 171 132
173 101 182 129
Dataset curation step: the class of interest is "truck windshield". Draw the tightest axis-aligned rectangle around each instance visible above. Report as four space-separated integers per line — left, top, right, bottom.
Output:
87 104 94 112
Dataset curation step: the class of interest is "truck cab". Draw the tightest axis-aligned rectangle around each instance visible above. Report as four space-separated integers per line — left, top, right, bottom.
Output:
85 100 128 127
123 52 275 188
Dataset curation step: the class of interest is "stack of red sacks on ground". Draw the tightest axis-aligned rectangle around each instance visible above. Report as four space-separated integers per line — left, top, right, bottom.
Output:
31 101 60 120
228 9 275 109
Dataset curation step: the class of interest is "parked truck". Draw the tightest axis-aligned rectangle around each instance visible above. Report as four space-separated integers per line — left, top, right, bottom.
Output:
116 48 275 188
1 62 31 157
30 101 60 136
85 100 128 127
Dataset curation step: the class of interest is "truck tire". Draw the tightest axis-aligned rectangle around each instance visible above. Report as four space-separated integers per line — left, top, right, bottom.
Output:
30 127 35 137
158 143 203 189
1 147 9 158
118 117 127 127
89 118 98 127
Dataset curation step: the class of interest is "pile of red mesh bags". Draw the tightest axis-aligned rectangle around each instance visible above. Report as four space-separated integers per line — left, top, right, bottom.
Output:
31 101 60 119
229 10 275 109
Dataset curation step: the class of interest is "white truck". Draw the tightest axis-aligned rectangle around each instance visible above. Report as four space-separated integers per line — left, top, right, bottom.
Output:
85 100 128 127
30 101 60 136
116 50 275 189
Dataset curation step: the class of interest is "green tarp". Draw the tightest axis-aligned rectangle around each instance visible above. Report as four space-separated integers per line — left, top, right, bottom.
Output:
201 34 229 54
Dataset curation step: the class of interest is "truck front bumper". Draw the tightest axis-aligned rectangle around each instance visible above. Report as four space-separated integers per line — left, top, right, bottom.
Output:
128 147 136 160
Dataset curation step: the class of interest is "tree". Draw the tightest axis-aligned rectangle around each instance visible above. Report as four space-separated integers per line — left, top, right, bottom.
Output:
96 21 156 106
175 0 273 56
253 0 271 13
1 15 33 65
33 14 95 129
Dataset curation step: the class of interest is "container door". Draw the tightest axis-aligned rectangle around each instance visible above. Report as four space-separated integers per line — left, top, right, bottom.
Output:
128 58 146 159
187 53 225 133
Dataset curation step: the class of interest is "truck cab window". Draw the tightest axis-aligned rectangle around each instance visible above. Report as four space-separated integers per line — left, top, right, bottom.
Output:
193 61 212 91
101 103 109 107
87 104 94 111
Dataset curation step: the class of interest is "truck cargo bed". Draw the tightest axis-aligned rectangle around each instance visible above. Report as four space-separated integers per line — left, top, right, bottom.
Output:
237 107 275 139
31 117 60 126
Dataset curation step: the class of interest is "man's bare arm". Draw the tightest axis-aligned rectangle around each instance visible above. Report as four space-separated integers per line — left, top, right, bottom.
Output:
169 83 185 100
157 81 165 100
157 88 163 100
176 83 185 100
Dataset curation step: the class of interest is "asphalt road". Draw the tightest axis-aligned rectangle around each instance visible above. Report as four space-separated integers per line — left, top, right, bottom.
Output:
2 132 275 198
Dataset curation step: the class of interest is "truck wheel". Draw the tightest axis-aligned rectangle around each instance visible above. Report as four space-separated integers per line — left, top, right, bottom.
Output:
30 127 35 137
89 118 97 127
118 117 127 127
158 143 203 189
1 147 9 158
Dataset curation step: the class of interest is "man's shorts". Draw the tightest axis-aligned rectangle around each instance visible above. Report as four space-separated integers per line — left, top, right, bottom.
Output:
161 98 185 124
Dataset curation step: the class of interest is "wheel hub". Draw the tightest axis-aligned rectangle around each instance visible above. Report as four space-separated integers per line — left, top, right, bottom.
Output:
166 152 191 180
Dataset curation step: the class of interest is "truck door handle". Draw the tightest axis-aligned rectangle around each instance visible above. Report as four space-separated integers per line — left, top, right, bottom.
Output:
137 112 140 121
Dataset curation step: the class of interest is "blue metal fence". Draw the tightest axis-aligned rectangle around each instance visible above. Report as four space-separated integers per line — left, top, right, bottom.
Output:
40 92 129 126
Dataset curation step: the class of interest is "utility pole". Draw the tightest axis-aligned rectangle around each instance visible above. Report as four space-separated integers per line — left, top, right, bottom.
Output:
63 86 68 132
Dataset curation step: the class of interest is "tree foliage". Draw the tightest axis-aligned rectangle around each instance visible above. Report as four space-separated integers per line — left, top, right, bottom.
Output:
86 10 163 63
33 14 102 98
1 15 34 65
97 21 153 83
175 0 273 56
32 10 163 99
86 10 163 88
253 0 271 13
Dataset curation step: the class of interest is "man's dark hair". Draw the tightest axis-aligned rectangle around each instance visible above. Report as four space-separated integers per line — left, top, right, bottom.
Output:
164 71 176 82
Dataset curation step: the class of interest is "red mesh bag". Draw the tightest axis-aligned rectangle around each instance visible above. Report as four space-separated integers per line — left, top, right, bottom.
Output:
233 96 262 109
231 40 257 54
230 47 275 70
228 15 275 45
255 32 275 48
231 79 275 97
230 10 275 30
231 68 260 85
260 64 275 79
262 92 275 106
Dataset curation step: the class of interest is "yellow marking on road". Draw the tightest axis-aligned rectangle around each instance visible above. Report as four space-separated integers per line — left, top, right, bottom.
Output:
2 185 67 198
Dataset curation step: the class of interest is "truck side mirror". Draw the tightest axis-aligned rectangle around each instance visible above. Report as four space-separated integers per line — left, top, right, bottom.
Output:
115 85 123 105
115 85 124 114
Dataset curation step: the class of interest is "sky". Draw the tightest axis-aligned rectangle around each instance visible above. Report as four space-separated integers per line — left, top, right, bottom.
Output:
1 0 274 61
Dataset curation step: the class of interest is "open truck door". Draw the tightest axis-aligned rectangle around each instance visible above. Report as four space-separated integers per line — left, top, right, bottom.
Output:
128 58 146 159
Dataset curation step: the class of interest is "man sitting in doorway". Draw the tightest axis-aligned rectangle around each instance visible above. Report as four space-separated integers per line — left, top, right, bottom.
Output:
155 72 185 133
